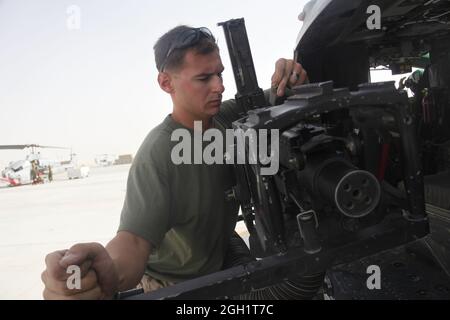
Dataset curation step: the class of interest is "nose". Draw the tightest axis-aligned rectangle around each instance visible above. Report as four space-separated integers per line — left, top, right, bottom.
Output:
212 75 225 94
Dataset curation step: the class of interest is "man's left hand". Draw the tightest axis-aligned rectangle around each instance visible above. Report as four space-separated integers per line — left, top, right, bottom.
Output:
271 58 308 97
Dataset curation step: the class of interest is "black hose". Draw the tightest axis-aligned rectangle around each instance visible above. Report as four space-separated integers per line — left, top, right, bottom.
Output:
222 232 325 300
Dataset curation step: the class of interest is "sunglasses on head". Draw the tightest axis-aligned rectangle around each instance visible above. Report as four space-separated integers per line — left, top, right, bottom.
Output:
159 27 214 72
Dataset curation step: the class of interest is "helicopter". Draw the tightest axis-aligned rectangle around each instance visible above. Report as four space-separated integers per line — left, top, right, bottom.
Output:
0 144 78 186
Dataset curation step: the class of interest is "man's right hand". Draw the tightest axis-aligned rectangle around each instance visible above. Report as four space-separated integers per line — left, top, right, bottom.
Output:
42 242 119 300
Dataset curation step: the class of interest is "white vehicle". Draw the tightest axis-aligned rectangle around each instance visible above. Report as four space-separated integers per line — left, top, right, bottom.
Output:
67 166 90 179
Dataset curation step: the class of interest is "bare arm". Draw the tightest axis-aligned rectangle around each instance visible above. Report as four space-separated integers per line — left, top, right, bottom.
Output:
106 231 152 292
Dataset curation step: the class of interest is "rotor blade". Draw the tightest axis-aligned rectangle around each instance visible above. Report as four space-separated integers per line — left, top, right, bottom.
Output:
0 145 29 150
0 144 70 150
34 145 70 150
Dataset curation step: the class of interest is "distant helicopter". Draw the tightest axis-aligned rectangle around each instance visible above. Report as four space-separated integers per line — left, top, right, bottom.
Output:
0 144 78 186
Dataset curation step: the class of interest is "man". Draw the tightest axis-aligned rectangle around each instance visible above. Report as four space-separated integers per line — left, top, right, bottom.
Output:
30 160 37 184
41 25 307 299
48 165 53 182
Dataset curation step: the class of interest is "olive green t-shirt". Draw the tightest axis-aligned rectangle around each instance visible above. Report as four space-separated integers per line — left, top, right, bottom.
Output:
118 99 247 283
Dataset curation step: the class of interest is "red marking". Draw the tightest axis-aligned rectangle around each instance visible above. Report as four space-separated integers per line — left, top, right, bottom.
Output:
377 143 390 181
0 177 18 186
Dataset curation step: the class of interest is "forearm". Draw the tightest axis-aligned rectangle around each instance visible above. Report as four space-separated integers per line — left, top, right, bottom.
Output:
105 232 151 292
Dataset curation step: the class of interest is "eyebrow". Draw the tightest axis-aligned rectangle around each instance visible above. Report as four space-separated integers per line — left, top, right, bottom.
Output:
194 67 225 78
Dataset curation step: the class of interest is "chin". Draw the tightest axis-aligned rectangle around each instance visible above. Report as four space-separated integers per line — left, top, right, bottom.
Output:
211 106 221 115
206 104 221 116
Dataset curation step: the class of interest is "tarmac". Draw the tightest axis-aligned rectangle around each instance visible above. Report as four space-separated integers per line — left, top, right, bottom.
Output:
0 164 248 299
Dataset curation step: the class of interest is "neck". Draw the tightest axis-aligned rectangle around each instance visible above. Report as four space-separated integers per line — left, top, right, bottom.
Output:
171 108 212 130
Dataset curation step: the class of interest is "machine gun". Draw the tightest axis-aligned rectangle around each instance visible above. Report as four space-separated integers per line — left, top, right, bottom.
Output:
121 18 434 300
219 18 427 257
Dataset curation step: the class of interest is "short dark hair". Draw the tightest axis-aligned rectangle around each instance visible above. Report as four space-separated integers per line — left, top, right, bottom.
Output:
153 25 218 72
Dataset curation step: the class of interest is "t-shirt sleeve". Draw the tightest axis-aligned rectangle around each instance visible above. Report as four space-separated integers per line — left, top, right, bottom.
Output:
118 157 171 248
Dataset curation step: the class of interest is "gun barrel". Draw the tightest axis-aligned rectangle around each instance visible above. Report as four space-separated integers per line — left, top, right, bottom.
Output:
300 157 381 218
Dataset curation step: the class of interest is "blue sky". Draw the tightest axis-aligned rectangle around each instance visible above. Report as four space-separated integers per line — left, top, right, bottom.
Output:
0 0 309 166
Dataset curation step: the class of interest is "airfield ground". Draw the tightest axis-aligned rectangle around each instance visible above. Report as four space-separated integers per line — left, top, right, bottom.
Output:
0 164 248 299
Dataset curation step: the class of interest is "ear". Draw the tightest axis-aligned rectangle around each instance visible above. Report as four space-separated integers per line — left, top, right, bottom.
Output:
158 72 174 94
